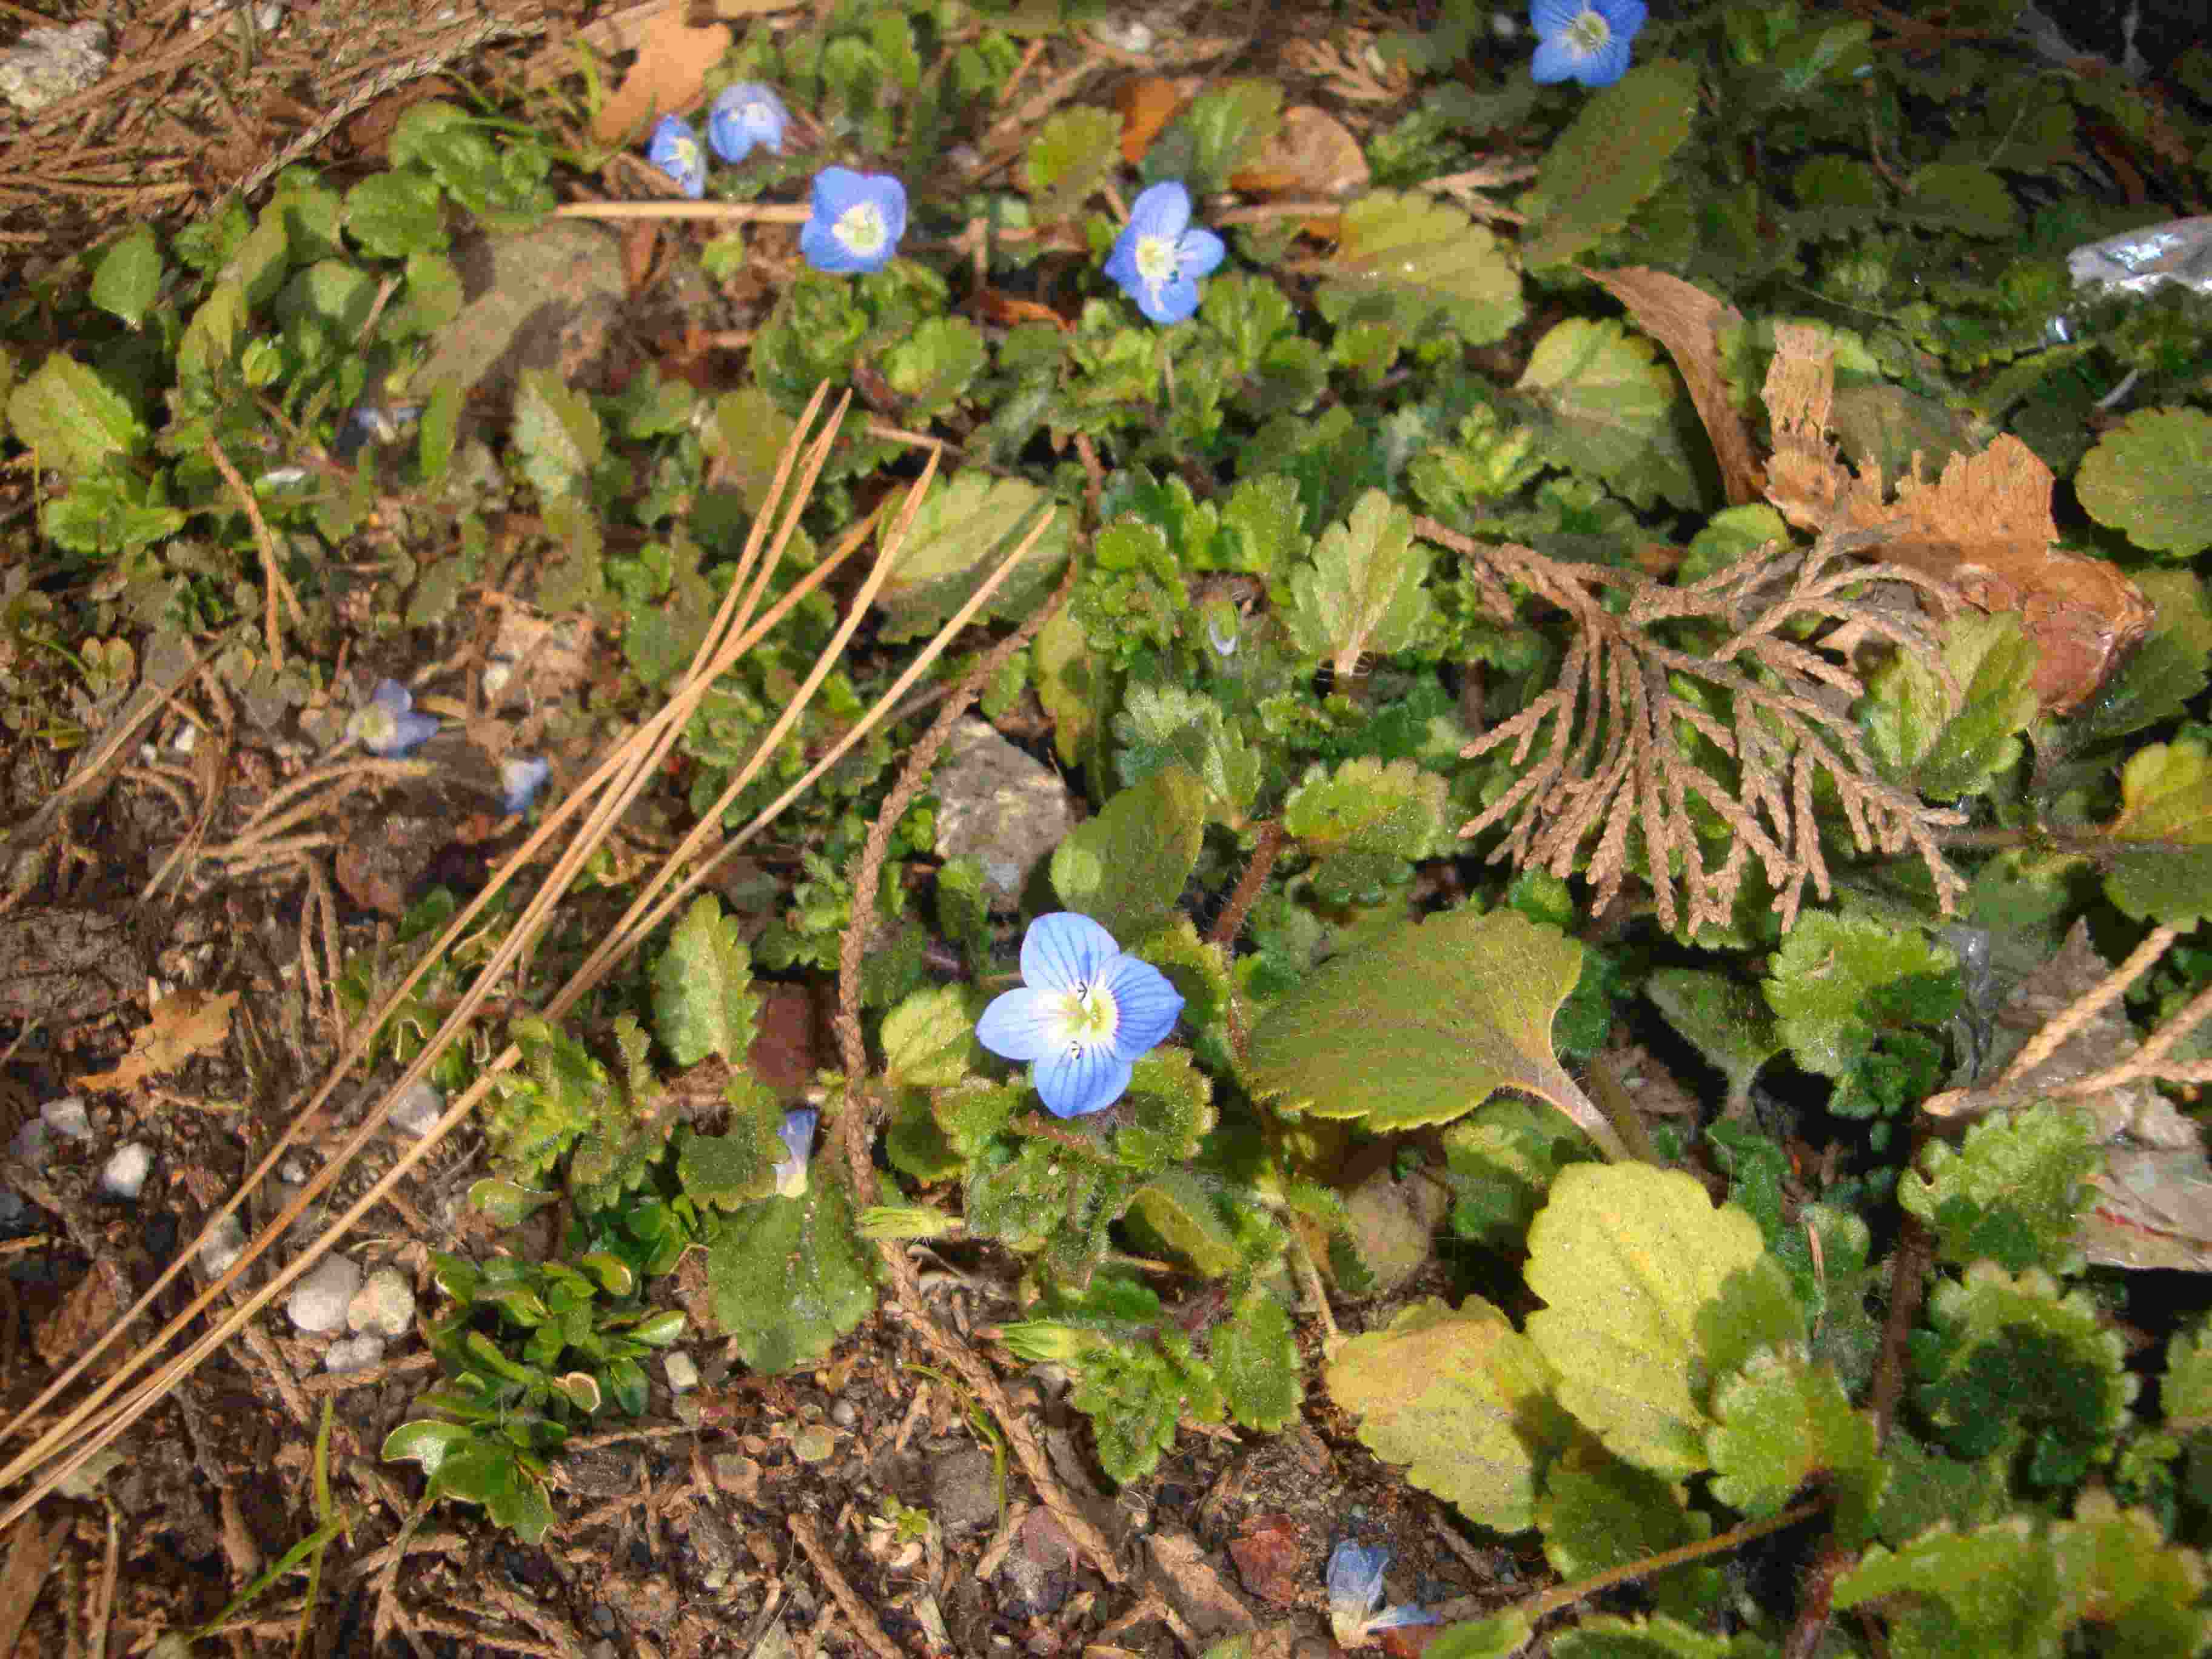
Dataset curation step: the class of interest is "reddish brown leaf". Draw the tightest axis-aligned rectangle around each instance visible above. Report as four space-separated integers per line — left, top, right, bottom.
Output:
976 289 1071 330
79 989 236 1093
1114 76 1190 164
590 9 731 147
1587 266 1763 507
1226 1513 1307 1606
1229 106 1370 237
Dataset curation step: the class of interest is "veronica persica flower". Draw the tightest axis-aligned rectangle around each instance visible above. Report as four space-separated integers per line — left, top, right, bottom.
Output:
800 167 907 273
349 680 438 758
773 1108 819 1198
1326 1542 1438 1649
1103 181 1226 326
1530 0 1647 86
708 82 789 162
976 913 1184 1118
645 115 706 199
499 756 551 816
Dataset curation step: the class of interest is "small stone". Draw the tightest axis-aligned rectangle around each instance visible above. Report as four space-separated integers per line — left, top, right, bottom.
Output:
663 1351 700 1392
829 1398 858 1429
324 1334 387 1374
41 1096 94 1142
930 1446 1000 1535
347 1267 415 1338
386 1080 443 1138
930 719 1078 909
287 1256 362 1334
98 1144 153 1201
0 22 109 116
791 1423 836 1464
198 1213 247 1278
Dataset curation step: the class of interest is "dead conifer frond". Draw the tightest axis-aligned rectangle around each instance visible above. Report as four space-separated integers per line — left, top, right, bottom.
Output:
1421 517 1971 934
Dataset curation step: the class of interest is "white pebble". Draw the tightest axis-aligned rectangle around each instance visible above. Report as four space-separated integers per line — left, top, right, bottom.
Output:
199 1213 247 1278
41 1096 93 1141
324 1334 387 1375
348 1267 416 1338
386 1080 444 1138
98 1143 153 1201
287 1256 362 1334
664 1351 700 1392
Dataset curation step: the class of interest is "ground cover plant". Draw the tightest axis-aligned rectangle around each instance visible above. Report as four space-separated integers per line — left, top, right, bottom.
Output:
3 0 2212 1653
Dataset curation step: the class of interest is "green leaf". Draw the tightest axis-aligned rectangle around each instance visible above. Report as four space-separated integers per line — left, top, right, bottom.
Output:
675 1089 783 1210
1424 1613 1537 1659
1441 1097 1595 1249
874 473 1071 643
1537 1456 1719 1623
1862 611 2040 800
1520 59 1701 268
1525 1164 1803 1479
90 226 163 329
2163 1316 2212 1428
1315 190 1524 347
1707 1349 1884 1545
1248 907 1598 1139
2050 1492 2212 1658
1835 1519 2063 1657
274 260 378 338
1213 1290 1299 1432
2076 408 2212 558
1872 1430 2009 1547
1903 162 2019 240
1899 1106 2103 1276
881 986 979 1088
650 896 762 1068
1762 911 1954 1077
6 354 144 478
1326 1296 1570 1532
2060 571 2212 746
1050 765 1208 944
1113 683 1261 826
1145 79 1281 195
1284 489 1436 677
705 1178 880 1373
1110 1048 1216 1173
1515 317 1704 512
882 316 987 421
1644 969 1783 1115
346 169 449 260
1282 757 1449 861
2104 739 2212 926
1547 1615 1738 1659
512 367 603 500
1024 107 1122 223
1033 605 1101 767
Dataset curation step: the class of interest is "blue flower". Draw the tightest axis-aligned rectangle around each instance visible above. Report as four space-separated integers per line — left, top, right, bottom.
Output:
1326 1542 1438 1649
350 680 438 758
499 756 551 816
975 913 1183 1118
646 114 706 198
708 82 789 163
1529 0 1646 86
773 1108 819 1198
1102 181 1226 326
799 168 907 273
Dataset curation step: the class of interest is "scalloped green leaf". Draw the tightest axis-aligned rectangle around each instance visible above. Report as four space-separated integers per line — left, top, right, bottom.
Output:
1284 489 1435 677
874 472 1071 643
1546 1615 1734 1659
1526 1164 1804 1479
1246 907 1588 1136
1315 190 1524 346
2103 739 2212 926
1902 162 2018 239
1838 1521 2060 1654
1423 1612 1537 1659
880 985 979 1089
1024 106 1122 223
1644 969 1783 1114
1283 756 1449 859
1762 911 1954 1077
2054 1491 2212 1654
1899 1105 2103 1276
90 226 163 330
2076 408 2212 557
882 317 987 421
1326 1296 1572 1533
1708 1349 1884 1546
1051 765 1207 945
1114 683 1262 826
1033 604 1102 768
1515 317 1703 511
1213 1290 1299 1432
703 1176 879 1373
1442 1096 1596 1249
7 353 146 478
1537 1456 1719 1624
650 895 761 1069
2163 1316 2212 1429
1520 59 1700 269
512 367 603 500
1110 1048 1216 1174
1863 611 2040 800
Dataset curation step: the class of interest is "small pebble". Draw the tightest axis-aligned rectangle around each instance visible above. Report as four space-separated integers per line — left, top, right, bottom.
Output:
664 1351 700 1392
0 21 109 116
386 1080 444 1138
324 1334 387 1375
347 1267 416 1338
98 1143 153 1201
829 1398 858 1429
199 1213 247 1278
287 1255 363 1335
42 1097 93 1141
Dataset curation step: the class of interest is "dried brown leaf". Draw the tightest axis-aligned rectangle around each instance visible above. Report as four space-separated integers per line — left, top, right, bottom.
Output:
1586 266 1763 506
78 988 236 1093
590 8 732 147
1229 106 1369 235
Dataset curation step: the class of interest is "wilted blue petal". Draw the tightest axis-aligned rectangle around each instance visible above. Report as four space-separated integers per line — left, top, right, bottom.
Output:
499 756 550 815
708 82 788 162
1099 954 1182 1061
1033 1043 1134 1118
976 985 1067 1063
646 115 706 199
1327 1541 1390 1621
774 1108 818 1197
352 679 438 757
1371 1604 1442 1631
1021 912 1122 997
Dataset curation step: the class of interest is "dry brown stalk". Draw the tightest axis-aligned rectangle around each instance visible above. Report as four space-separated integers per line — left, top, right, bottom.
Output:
1418 517 1970 933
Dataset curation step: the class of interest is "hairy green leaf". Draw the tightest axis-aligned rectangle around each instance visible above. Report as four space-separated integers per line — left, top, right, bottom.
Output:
704 1177 879 1373
651 896 762 1069
875 472 1070 642
1051 765 1207 944
1537 1456 1720 1624
1707 1348 1884 1545
1763 911 1955 1077
512 367 603 500
2076 408 2212 558
1520 59 1700 268
7 354 145 478
1899 1106 2103 1276
1284 489 1436 676
1316 190 1523 346
1515 318 1704 512
1863 611 2040 800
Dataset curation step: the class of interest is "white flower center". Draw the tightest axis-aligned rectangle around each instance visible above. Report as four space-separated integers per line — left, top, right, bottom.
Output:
1054 982 1120 1054
837 201 888 256
1134 233 1178 288
352 706 397 750
1566 7 1610 55
669 137 699 169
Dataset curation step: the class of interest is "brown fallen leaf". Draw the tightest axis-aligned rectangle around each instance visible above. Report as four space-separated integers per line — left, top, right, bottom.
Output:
1226 1513 1307 1606
1229 106 1370 236
1115 76 1192 164
1762 323 2151 713
35 1264 124 1369
78 987 237 1093
590 7 732 147
1587 266 1763 507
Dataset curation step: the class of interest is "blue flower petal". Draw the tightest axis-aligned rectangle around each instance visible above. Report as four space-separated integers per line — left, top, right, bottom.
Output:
1099 955 1183 1059
1530 36 1583 79
802 168 907 273
646 115 706 198
1529 0 1584 38
774 1107 818 1196
976 985 1064 1063
1127 180 1191 240
1176 227 1227 280
1020 913 1122 997
1033 1044 1134 1118
499 756 550 816
1138 272 1202 325
1326 1541 1389 1616
1371 1604 1443 1631
708 82 788 162
1576 39 1634 84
